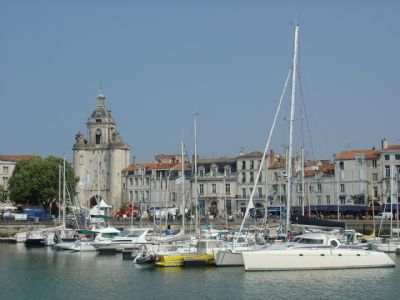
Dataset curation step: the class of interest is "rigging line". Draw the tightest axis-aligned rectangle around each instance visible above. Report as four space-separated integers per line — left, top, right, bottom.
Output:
234 67 292 249
296 42 316 162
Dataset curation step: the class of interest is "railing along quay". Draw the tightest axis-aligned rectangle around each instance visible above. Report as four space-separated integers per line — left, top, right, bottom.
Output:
0 218 396 236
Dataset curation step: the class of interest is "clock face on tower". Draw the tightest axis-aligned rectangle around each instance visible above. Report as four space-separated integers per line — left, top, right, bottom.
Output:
96 129 101 135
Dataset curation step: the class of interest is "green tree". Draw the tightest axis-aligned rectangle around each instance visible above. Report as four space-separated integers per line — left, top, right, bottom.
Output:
8 156 76 210
0 185 8 202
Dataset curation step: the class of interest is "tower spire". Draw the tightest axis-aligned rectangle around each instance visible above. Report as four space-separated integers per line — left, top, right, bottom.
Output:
99 80 103 96
97 80 105 106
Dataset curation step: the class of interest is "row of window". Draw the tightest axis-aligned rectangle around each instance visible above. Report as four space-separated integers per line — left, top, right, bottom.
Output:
297 183 323 193
128 190 152 201
241 172 262 183
239 160 262 170
129 177 150 186
198 167 232 177
384 154 400 161
199 183 231 195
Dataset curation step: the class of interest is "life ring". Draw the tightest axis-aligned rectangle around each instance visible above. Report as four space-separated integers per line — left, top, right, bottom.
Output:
330 239 339 248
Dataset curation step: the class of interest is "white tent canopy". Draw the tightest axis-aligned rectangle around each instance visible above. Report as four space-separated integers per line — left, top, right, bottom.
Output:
0 202 17 211
99 199 112 208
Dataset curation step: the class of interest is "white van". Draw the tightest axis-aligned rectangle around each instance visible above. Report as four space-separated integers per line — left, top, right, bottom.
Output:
374 212 392 220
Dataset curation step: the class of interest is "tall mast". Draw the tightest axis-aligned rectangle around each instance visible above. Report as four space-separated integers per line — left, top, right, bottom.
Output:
193 113 199 232
286 24 299 237
62 156 66 228
390 165 394 239
181 140 185 232
97 154 100 214
58 164 61 225
301 147 305 216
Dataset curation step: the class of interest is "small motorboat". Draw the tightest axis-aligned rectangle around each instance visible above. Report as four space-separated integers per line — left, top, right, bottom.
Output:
133 245 157 265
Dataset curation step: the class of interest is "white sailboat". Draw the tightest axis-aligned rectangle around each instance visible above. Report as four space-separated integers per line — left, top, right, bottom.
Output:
242 24 395 271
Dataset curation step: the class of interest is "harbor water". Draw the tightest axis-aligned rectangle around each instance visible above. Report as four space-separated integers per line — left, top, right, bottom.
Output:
0 243 399 300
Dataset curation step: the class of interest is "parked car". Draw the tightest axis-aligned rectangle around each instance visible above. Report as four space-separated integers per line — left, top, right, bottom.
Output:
374 212 392 220
22 208 51 221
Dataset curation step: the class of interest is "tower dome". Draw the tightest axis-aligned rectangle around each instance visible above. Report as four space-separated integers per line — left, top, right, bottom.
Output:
88 87 115 124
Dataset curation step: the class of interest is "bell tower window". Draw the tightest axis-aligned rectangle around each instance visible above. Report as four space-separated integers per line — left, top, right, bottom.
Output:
95 129 102 144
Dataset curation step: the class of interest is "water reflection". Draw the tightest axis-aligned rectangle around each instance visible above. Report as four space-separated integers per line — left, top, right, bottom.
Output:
0 244 399 300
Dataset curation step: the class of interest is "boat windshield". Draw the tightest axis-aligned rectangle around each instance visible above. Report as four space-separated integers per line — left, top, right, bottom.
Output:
297 238 324 244
125 231 144 237
100 233 120 238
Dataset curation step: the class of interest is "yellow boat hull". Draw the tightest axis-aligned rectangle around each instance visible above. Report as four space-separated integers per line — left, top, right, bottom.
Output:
155 253 215 267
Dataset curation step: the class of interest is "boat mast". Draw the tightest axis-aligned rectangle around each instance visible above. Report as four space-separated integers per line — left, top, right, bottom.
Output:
234 68 291 248
58 164 61 225
390 165 394 239
286 24 299 237
165 169 170 230
193 113 199 233
301 147 305 216
181 139 185 232
396 166 400 239
62 155 66 229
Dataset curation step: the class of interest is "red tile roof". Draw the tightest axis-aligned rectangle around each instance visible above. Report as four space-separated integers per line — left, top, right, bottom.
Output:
334 150 380 160
0 155 36 162
384 145 400 150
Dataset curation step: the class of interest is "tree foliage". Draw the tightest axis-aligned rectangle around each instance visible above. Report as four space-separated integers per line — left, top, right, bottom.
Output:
8 156 76 209
0 185 8 202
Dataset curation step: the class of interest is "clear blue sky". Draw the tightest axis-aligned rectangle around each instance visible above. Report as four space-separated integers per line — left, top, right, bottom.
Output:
1 0 399 163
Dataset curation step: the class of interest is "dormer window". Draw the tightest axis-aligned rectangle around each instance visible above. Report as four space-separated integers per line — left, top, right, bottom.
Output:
224 166 231 176
199 167 205 177
211 164 218 176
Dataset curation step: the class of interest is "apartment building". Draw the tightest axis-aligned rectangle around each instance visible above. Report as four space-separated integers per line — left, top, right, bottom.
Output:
196 156 237 217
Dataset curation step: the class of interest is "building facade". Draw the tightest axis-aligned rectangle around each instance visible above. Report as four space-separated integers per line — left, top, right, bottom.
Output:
235 151 266 215
122 154 192 216
196 156 237 218
379 139 400 204
72 89 130 209
0 155 36 200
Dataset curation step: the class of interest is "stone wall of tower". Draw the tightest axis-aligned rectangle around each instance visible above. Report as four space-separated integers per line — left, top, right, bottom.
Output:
109 147 130 208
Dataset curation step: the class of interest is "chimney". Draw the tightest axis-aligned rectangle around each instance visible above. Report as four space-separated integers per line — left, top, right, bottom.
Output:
239 147 244 156
381 138 388 150
269 149 274 165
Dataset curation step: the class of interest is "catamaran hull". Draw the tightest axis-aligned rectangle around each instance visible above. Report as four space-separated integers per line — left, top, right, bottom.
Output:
242 249 395 271
375 243 400 253
214 250 244 266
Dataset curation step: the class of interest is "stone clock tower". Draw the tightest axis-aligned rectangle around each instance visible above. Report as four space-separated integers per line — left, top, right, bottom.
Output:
73 87 130 209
